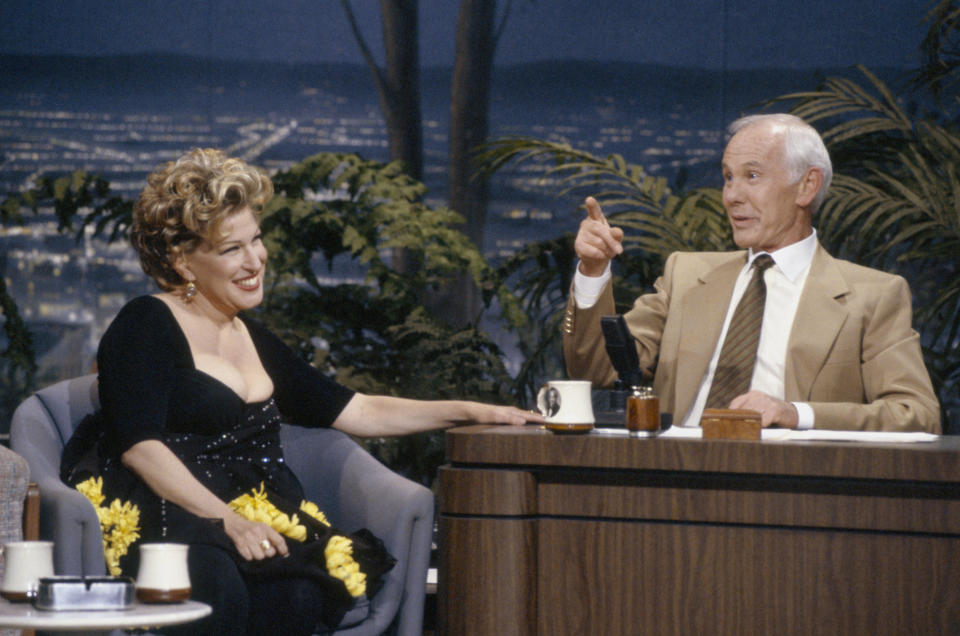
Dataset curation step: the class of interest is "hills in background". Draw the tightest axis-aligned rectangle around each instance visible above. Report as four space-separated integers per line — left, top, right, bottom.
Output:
2 53 914 121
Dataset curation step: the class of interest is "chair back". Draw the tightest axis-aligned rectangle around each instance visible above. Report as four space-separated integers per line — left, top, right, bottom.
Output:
11 374 99 480
11 374 106 576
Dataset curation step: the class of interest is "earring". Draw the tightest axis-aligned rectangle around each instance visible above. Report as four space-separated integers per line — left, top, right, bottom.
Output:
184 281 197 302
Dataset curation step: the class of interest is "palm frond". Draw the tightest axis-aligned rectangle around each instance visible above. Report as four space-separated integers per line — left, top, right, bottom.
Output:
479 136 728 254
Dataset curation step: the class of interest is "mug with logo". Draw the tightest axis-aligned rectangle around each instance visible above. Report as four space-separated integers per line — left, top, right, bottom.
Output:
537 380 595 433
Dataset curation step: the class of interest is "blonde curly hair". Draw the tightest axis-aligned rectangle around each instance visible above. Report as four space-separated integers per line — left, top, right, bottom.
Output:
130 148 274 292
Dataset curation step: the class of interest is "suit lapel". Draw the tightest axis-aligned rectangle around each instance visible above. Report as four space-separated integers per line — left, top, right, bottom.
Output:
784 245 850 400
673 255 745 418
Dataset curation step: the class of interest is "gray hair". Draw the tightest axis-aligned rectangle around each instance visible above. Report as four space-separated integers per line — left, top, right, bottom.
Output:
728 113 833 213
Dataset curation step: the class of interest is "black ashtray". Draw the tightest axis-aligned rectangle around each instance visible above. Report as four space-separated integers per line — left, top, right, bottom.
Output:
32 576 135 611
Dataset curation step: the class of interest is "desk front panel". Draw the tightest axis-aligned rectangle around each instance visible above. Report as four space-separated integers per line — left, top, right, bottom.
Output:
537 519 960 635
438 427 960 636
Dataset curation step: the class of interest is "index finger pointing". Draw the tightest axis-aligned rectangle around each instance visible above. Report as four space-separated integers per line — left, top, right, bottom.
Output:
585 197 607 223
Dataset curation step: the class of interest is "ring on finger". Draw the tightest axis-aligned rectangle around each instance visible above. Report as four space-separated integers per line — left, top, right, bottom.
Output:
260 539 271 551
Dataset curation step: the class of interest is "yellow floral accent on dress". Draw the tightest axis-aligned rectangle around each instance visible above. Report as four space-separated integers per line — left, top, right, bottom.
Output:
75 477 141 576
325 535 366 597
298 500 330 527
228 482 366 597
228 482 307 541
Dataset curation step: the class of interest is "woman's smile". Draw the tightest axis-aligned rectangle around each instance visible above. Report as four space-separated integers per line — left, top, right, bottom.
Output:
235 274 261 291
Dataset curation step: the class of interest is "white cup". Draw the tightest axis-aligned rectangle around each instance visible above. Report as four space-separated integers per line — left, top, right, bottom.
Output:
0 540 55 601
537 380 595 432
136 543 191 603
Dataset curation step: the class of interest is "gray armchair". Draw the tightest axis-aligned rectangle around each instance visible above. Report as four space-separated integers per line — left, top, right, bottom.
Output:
10 375 434 636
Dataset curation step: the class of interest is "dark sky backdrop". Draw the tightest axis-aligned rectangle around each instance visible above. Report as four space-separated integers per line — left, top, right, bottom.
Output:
0 1 931 70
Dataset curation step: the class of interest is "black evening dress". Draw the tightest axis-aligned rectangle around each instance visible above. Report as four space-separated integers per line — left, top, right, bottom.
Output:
61 296 394 635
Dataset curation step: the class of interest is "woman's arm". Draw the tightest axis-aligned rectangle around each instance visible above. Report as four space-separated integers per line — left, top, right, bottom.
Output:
245 314 544 435
332 394 543 438
121 440 288 561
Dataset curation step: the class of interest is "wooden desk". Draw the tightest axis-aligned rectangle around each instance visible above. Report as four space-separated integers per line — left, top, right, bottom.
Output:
437 426 960 635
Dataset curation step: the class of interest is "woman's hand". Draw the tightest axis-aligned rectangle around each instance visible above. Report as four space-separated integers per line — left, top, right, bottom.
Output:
121 440 290 561
223 512 289 561
470 404 545 427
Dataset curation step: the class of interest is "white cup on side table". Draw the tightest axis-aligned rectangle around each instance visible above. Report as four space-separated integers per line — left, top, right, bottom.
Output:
0 541 55 601
136 543 191 603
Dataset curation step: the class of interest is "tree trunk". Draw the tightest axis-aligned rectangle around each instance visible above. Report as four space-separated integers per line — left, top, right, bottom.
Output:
342 1 423 274
379 0 424 181
445 0 497 324
450 0 495 249
341 0 423 180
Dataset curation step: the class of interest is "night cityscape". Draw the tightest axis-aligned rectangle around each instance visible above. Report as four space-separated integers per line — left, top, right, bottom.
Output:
1 56 766 393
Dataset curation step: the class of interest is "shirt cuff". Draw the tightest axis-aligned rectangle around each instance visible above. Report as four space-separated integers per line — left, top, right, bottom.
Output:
793 402 814 429
572 261 612 309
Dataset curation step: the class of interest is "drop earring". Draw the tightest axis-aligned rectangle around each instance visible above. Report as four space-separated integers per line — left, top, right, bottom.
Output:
184 281 197 302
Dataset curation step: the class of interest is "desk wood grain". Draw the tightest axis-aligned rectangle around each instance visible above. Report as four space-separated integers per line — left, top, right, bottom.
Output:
445 425 960 482
438 426 960 636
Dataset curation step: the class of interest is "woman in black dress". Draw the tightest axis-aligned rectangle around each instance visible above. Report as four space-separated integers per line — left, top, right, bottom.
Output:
65 148 541 635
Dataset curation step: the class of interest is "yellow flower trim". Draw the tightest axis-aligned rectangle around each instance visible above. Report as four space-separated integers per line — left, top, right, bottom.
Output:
229 483 366 597
299 500 331 527
325 535 366 597
75 477 141 576
228 482 307 541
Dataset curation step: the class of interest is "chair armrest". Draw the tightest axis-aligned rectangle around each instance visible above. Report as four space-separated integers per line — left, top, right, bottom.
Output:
11 394 106 576
34 475 106 576
280 426 434 636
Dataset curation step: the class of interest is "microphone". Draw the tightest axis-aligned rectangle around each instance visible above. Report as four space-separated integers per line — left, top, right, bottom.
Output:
601 315 644 389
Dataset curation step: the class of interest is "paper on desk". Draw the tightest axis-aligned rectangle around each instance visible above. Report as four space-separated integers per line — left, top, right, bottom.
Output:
659 426 702 438
593 426 938 442
658 426 938 443
769 429 939 443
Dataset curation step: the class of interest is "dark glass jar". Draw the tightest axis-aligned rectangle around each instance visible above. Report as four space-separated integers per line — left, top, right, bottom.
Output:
626 385 659 435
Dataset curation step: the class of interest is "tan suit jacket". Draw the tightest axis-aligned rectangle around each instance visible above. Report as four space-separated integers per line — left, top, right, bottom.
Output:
562 245 941 433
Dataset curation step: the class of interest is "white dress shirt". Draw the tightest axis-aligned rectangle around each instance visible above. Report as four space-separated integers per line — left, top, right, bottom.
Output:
573 231 819 429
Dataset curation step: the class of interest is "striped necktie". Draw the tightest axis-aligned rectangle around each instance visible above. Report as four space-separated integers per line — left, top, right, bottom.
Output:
705 254 775 409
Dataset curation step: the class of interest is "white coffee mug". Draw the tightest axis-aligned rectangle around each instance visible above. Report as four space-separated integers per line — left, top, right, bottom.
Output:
136 543 191 603
0 540 55 601
537 380 595 432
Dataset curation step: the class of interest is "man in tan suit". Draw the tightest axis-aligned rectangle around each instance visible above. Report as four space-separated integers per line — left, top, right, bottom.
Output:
563 113 940 433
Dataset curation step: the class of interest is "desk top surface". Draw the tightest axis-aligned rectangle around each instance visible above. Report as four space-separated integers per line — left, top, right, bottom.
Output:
445 425 960 483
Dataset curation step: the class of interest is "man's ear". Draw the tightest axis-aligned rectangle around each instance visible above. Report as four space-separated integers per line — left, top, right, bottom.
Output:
795 167 823 209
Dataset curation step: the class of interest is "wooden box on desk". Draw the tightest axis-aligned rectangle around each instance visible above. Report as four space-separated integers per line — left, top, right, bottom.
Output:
700 408 762 439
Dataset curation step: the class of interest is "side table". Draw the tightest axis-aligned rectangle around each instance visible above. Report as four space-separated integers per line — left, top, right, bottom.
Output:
0 598 211 634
